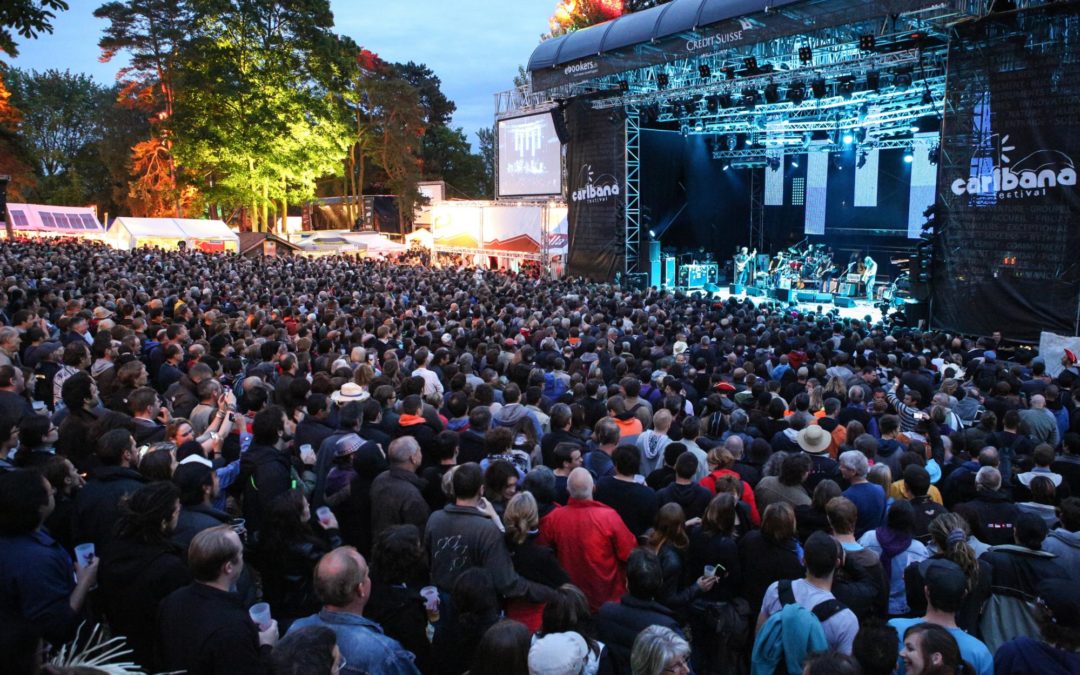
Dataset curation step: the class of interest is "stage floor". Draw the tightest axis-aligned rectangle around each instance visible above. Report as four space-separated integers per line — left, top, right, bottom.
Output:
693 287 885 324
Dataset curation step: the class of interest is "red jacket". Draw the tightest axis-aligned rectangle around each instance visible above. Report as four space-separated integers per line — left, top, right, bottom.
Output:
700 469 761 526
537 498 637 613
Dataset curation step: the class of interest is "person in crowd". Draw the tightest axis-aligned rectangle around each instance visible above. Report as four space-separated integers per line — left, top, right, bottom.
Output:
595 444 659 536
537 584 610 675
0 469 99 672
258 489 342 627
1043 496 1080 580
755 451 812 512
158 525 278 673
289 545 420 675
738 502 805 614
826 496 888 620
430 567 501 675
40 454 83 552
888 559 993 675
994 578 1080 674
636 409 673 477
852 620 901 675
646 502 716 612
271 625 342 675
904 512 991 635
629 625 691 675
840 449 887 538
239 405 298 538
858 500 930 617
540 467 637 613
596 547 685 674
97 481 190 669
502 491 570 632
954 466 1019 547
529 631 590 675
370 436 429 537
655 451 712 520
73 428 147 548
899 623 973 675
365 525 430 672
469 619 532 675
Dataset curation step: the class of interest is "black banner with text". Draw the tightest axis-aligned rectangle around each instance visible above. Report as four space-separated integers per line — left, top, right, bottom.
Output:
565 98 626 281
932 9 1080 340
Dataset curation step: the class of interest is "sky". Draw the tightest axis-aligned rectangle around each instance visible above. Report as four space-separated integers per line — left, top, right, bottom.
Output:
9 0 554 146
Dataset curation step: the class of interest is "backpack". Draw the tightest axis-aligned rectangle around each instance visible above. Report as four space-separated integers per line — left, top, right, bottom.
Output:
751 580 846 675
542 370 568 401
689 597 752 675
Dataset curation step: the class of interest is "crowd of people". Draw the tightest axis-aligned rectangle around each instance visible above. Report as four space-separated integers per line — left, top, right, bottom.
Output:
1 238 1080 675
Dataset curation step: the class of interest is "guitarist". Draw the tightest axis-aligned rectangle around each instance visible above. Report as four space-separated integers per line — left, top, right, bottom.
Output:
734 246 756 286
860 255 878 300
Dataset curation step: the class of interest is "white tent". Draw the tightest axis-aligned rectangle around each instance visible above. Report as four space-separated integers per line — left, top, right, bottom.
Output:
6 203 106 237
109 217 239 252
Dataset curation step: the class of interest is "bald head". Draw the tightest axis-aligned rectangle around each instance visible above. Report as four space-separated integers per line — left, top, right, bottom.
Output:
567 467 594 501
1030 394 1046 409
723 435 744 459
314 546 369 609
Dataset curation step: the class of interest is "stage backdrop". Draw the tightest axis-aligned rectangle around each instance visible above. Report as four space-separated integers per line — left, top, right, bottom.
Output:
565 97 625 280
932 8 1080 340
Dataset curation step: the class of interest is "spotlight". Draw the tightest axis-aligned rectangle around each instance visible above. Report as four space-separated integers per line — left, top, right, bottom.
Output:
727 134 738 150
681 124 689 137
722 66 736 80
811 78 827 98
837 76 855 99
866 70 880 91
798 46 813 64
859 34 876 51
723 163 731 171
854 128 867 143
743 56 758 72
718 93 733 109
763 82 780 104
767 157 781 171
618 80 629 92
928 144 940 165
648 229 656 238
857 150 868 169
657 72 669 88
843 133 854 145
694 120 704 132
791 159 800 168
699 64 711 79
910 122 921 133
705 95 719 112
787 81 805 105
895 68 913 88
904 150 914 163
741 87 759 109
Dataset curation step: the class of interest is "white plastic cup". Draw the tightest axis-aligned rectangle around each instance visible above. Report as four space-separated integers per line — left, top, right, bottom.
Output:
704 565 716 578
420 586 440 622
316 506 333 526
74 543 95 568
248 602 272 630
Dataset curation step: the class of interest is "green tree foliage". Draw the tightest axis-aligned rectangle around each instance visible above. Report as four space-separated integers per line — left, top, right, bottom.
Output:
0 0 69 57
476 125 495 198
6 69 104 176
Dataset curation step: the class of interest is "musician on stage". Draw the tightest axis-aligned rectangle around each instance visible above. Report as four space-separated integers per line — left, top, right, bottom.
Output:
734 246 756 286
861 255 878 300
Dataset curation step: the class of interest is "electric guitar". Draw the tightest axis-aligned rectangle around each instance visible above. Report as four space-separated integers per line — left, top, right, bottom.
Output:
734 249 757 272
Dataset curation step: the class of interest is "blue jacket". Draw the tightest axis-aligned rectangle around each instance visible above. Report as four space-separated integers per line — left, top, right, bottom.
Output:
289 609 419 675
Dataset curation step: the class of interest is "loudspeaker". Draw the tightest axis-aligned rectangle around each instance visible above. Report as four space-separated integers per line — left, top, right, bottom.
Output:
833 296 857 308
773 288 792 302
703 283 721 294
816 293 833 304
551 106 570 144
646 241 661 289
730 284 745 295
796 291 817 303
747 286 765 297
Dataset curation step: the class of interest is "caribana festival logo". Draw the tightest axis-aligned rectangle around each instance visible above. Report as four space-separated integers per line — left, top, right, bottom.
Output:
951 133 1076 199
571 163 620 204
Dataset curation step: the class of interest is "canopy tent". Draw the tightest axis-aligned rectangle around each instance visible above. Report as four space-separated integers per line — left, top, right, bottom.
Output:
6 203 106 237
108 217 239 252
339 231 407 254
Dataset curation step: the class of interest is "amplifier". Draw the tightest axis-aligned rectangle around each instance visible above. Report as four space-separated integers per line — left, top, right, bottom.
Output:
678 263 719 289
846 273 862 283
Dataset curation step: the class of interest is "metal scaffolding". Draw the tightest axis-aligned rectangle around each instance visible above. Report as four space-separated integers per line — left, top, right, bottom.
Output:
625 106 642 277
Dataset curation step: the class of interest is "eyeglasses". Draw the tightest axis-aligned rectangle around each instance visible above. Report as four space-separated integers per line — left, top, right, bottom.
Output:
662 656 690 674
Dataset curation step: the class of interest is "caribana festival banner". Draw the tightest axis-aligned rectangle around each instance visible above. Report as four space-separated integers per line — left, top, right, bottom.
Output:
565 96 626 281
932 7 1080 340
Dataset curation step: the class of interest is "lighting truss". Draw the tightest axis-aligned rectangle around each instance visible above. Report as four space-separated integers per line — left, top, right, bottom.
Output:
709 137 929 161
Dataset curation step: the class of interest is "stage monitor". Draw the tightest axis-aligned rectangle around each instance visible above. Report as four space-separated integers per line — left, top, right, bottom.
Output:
497 111 563 198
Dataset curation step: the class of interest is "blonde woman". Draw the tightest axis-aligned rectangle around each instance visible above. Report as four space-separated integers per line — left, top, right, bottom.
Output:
501 491 569 632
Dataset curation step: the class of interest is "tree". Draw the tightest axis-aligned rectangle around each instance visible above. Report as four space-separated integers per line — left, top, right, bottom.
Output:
393 61 455 127
422 125 488 199
477 125 495 198
0 63 35 200
6 69 106 177
1 0 69 56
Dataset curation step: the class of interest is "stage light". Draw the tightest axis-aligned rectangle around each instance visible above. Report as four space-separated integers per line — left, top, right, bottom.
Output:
798 46 813 64
837 76 855 99
859 34 876 51
718 93 733 109
727 134 738 150
857 150 868 168
699 64 711 78
763 82 779 104
866 70 880 91
855 128 867 143
722 66 736 80
705 95 719 112
928 144 940 165
741 87 759 109
787 81 805 105
743 57 758 72
694 121 704 132
618 80 629 92
723 163 731 171
657 72 669 89
681 124 689 137
791 159 799 168
895 68 913 88
811 78 827 99
904 150 914 163
648 229 656 238
910 122 921 133
843 133 854 145
921 87 933 105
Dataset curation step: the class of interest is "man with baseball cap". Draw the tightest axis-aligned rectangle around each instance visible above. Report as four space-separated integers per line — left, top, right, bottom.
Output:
887 559 992 675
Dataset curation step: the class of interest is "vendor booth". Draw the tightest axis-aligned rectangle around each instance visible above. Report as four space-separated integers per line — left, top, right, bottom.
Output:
108 218 239 252
5 203 106 239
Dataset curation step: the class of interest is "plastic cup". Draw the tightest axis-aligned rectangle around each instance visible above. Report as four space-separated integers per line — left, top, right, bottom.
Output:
316 506 333 526
704 565 716 578
420 586 440 623
248 602 272 630
74 543 95 568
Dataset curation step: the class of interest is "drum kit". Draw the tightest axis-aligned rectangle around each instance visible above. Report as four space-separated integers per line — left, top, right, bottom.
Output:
762 245 830 290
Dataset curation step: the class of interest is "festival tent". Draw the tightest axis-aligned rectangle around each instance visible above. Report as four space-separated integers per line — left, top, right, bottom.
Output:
5 203 106 238
108 218 240 252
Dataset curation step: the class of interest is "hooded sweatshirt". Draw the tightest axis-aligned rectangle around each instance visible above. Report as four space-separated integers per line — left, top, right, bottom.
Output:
1043 528 1080 582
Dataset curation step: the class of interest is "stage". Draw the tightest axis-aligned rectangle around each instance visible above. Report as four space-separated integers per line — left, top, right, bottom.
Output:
672 285 886 324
